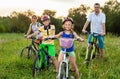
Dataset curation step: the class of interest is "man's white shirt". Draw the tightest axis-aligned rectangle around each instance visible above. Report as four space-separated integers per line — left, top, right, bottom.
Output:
87 12 106 34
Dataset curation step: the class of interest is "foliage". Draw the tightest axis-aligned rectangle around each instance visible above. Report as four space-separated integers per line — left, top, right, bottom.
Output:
68 4 90 33
0 0 120 35
42 9 56 17
101 0 120 34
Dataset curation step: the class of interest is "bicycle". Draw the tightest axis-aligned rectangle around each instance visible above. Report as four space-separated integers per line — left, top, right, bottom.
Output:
32 37 55 77
84 32 101 66
57 38 79 79
20 37 39 59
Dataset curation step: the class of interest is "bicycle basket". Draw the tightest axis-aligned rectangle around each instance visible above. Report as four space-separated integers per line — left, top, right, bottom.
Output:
59 38 73 48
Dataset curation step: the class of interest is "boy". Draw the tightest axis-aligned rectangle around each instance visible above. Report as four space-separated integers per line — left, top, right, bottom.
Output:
27 15 58 72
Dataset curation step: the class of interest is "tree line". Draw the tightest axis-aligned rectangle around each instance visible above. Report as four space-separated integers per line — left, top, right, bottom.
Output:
0 0 120 35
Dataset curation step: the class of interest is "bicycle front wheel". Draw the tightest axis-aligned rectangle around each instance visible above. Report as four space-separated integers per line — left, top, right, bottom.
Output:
28 47 35 59
20 47 30 59
85 45 93 66
32 55 42 77
60 63 67 79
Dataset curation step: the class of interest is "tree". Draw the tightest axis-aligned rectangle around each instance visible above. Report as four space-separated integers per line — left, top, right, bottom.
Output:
68 5 90 33
50 17 62 33
101 0 120 34
24 10 35 18
1 16 12 32
42 9 56 17
0 11 31 33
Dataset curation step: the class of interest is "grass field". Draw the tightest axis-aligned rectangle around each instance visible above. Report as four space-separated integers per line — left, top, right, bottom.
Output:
0 33 120 79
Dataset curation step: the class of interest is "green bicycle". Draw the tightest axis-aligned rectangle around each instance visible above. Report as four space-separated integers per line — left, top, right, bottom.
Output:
84 32 100 66
32 37 54 77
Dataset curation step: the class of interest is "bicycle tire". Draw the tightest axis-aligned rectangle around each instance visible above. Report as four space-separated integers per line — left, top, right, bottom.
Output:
20 47 30 59
46 56 51 69
32 55 41 77
28 47 35 59
41 46 52 69
20 46 35 59
95 44 100 58
60 63 67 79
85 46 93 66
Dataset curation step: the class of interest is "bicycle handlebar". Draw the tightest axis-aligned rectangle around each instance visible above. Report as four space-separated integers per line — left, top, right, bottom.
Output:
84 31 105 36
47 37 80 41
43 37 57 41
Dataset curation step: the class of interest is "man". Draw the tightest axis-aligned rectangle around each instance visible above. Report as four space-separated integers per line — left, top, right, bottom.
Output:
82 3 106 62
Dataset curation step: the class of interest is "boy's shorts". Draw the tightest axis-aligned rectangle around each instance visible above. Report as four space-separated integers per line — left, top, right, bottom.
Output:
39 44 55 56
87 34 104 49
60 50 75 57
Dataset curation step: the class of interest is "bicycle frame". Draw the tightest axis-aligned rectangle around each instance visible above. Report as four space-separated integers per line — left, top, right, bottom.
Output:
57 38 77 79
58 49 69 79
31 38 39 52
85 33 100 64
32 44 51 77
36 46 50 68
33 37 56 75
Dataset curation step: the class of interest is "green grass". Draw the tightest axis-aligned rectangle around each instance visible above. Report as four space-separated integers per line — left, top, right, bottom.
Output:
0 33 120 79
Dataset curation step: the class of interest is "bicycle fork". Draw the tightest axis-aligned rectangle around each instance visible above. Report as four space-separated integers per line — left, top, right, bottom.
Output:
85 44 95 62
58 52 69 79
58 60 69 78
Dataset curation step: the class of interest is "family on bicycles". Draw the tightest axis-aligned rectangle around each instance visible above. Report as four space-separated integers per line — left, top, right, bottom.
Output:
24 3 106 79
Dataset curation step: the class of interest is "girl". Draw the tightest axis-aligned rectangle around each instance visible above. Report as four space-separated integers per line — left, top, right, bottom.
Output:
54 17 84 79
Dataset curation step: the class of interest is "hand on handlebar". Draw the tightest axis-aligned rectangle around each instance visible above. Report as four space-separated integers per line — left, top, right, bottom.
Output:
43 36 55 41
26 35 32 39
100 33 106 36
24 34 27 37
80 38 84 42
48 36 55 39
24 34 32 39
77 37 84 42
82 29 87 34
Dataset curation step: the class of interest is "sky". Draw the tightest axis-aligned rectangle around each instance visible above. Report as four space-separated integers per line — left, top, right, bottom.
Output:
0 0 120 17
